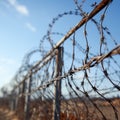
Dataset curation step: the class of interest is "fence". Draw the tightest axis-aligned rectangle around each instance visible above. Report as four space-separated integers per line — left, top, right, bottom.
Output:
8 0 120 120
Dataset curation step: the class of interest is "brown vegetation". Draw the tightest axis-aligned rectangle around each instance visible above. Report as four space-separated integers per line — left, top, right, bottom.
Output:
20 98 120 120
0 97 120 120
0 108 19 120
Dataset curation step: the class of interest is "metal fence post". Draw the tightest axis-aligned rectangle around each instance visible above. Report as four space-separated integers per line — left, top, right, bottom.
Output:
24 74 32 120
53 47 63 120
10 89 17 111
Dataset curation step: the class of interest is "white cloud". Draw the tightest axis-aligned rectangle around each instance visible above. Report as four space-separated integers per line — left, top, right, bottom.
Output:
7 0 29 16
15 4 29 16
26 22 37 32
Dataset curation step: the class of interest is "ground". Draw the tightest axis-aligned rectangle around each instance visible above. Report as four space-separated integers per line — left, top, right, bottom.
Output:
0 108 19 120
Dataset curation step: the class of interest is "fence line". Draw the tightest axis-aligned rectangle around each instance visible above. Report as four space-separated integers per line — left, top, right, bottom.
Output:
16 45 119 97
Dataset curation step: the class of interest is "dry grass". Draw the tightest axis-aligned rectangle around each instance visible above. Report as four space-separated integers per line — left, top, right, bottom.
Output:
0 97 120 120
0 108 19 120
28 98 120 120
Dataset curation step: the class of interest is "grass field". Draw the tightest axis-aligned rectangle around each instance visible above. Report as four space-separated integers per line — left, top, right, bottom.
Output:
0 97 120 120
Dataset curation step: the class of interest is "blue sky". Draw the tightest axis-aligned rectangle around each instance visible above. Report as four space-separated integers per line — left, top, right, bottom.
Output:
0 0 120 90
